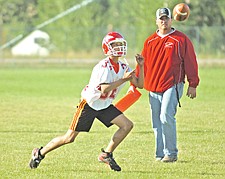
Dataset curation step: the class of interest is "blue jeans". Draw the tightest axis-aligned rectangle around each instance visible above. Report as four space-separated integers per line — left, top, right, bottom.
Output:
149 82 184 158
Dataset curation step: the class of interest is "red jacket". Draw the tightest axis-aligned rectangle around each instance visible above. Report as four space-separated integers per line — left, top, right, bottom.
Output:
136 29 199 92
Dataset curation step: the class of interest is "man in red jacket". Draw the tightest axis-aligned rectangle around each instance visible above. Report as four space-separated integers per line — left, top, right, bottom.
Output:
136 7 200 162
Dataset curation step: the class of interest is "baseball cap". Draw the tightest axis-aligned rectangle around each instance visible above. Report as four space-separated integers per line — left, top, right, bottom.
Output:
156 8 172 19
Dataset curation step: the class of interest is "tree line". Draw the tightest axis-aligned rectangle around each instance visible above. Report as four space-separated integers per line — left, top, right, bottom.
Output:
0 0 224 57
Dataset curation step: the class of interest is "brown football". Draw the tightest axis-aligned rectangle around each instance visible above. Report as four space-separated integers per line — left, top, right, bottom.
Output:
173 3 190 21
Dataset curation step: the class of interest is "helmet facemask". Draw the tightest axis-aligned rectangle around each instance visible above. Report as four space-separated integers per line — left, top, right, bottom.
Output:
107 40 127 57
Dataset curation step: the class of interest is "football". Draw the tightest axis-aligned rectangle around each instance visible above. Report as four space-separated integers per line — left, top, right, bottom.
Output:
173 3 190 21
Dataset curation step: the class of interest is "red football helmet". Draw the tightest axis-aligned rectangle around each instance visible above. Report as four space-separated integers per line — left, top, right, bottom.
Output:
102 31 127 57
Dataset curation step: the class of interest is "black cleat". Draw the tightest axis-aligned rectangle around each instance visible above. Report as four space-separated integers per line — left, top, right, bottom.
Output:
98 148 121 171
29 147 45 169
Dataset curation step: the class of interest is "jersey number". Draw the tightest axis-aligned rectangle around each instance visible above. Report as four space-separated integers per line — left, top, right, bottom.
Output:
100 89 117 99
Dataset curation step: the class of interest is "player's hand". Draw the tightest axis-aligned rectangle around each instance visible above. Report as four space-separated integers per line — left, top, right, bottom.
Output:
135 54 144 67
186 86 197 99
123 69 135 81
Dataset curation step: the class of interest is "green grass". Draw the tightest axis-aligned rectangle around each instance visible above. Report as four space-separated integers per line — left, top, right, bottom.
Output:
0 65 225 179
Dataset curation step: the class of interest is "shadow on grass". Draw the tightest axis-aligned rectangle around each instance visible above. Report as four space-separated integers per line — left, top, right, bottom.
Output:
0 130 65 133
70 168 153 174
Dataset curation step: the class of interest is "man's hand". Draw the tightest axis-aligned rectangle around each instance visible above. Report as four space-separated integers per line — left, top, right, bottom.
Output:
135 54 144 67
186 86 197 99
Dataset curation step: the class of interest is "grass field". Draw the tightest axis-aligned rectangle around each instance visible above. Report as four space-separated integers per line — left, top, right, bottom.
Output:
0 63 225 179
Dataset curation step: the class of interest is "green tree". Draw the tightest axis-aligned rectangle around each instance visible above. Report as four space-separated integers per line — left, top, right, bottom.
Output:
0 0 224 57
190 0 225 26
0 0 38 28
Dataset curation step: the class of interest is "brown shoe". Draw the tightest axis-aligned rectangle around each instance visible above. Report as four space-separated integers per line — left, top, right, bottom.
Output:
161 155 177 163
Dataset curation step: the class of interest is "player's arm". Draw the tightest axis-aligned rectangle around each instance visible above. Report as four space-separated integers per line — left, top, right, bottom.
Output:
100 71 134 94
130 54 144 89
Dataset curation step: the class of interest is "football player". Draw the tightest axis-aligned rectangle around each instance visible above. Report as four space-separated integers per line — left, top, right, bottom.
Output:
29 31 144 171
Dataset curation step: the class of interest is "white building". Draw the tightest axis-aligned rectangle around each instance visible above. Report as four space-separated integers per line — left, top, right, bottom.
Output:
11 30 50 57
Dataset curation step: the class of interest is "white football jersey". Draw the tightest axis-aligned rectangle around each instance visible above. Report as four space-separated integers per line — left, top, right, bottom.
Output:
81 57 131 110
